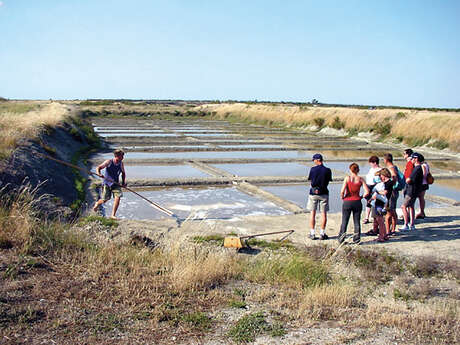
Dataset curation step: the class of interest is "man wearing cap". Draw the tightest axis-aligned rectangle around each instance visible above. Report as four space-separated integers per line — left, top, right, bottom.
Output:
306 153 332 240
399 152 423 231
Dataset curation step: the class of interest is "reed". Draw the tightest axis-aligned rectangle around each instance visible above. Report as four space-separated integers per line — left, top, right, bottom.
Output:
0 101 72 159
198 103 460 151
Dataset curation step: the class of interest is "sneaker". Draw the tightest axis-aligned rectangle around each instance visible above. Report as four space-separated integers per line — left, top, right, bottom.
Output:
410 225 416 231
337 234 346 244
320 234 329 240
309 234 318 240
399 225 410 231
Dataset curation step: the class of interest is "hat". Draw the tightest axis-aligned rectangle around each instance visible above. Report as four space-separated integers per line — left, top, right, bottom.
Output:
375 168 391 178
410 152 422 160
312 153 323 161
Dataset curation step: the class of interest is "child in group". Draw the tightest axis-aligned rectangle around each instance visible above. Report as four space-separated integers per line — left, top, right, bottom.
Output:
363 156 381 224
370 168 392 242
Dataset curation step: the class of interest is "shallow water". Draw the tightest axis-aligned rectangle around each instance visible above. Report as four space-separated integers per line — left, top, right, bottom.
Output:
103 186 289 220
426 182 460 201
321 150 401 160
260 184 446 213
212 163 309 177
98 133 179 137
113 145 210 150
125 164 210 179
96 150 315 160
95 129 165 133
214 144 285 149
186 133 237 137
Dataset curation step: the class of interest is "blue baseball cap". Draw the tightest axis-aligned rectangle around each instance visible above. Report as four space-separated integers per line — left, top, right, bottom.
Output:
410 152 422 160
312 153 323 161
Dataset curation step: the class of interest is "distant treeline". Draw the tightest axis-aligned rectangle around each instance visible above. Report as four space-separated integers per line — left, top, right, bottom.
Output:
79 99 460 112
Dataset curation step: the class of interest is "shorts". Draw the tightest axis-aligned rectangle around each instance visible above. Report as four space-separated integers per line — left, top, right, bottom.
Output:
421 184 429 191
365 184 375 207
307 194 329 213
102 184 123 201
402 194 416 208
389 190 399 210
371 205 386 217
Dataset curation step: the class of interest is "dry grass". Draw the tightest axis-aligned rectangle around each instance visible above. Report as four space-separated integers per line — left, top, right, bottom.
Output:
198 103 460 151
0 101 72 159
1 187 460 344
363 297 459 344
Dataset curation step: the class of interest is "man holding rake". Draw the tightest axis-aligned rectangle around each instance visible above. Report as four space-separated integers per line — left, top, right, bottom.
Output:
92 149 127 219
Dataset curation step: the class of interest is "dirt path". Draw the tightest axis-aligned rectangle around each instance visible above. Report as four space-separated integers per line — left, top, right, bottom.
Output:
113 205 460 262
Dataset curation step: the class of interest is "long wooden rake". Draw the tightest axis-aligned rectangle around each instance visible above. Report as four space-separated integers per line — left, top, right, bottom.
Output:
36 152 184 225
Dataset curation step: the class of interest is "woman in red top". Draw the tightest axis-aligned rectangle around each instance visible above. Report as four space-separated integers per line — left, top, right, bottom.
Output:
338 163 370 244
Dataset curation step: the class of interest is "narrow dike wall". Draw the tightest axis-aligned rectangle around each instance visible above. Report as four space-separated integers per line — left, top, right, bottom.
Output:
0 118 98 219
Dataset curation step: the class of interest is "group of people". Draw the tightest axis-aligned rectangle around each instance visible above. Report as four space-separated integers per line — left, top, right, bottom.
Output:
307 149 432 244
93 148 432 244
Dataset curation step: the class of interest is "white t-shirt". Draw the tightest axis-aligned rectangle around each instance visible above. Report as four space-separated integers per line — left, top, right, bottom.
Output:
365 167 381 185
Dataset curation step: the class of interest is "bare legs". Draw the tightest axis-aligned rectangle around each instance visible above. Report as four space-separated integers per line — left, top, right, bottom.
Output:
401 204 415 227
310 210 327 231
111 196 121 219
417 190 426 218
93 196 121 220
385 210 397 234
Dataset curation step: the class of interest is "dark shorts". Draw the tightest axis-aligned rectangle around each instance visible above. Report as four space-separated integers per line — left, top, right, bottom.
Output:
402 194 416 207
365 184 375 207
371 205 386 217
389 190 399 210
421 184 429 191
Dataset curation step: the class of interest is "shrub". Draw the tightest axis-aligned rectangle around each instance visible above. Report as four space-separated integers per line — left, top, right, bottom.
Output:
372 121 392 136
431 140 449 150
395 112 407 119
331 116 345 130
313 117 325 128
405 136 429 147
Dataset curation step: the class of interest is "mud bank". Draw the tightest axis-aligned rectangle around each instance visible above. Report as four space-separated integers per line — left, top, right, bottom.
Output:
0 121 95 218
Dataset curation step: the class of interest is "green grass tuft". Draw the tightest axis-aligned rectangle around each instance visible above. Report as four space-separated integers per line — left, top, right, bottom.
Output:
228 312 270 343
79 215 119 228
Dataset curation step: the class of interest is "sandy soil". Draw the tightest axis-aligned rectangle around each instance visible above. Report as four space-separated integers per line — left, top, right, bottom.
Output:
112 205 460 263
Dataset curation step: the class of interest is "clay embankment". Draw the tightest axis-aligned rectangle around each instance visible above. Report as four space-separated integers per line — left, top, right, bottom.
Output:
0 120 95 218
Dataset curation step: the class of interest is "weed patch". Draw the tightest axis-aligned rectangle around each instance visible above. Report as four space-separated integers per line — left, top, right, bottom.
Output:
181 311 212 331
345 248 404 282
192 234 224 245
228 312 278 343
245 254 330 288
79 215 118 228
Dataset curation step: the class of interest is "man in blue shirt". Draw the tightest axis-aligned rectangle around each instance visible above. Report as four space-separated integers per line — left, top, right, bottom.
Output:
307 153 332 240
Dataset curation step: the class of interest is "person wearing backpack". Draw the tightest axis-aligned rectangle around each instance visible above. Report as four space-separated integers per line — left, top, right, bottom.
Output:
383 153 401 235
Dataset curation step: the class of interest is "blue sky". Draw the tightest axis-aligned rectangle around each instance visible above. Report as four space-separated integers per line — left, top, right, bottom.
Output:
1 0 459 108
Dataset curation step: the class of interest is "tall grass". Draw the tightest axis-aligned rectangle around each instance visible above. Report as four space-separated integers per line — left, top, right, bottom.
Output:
0 101 72 159
2 186 459 344
198 103 460 151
